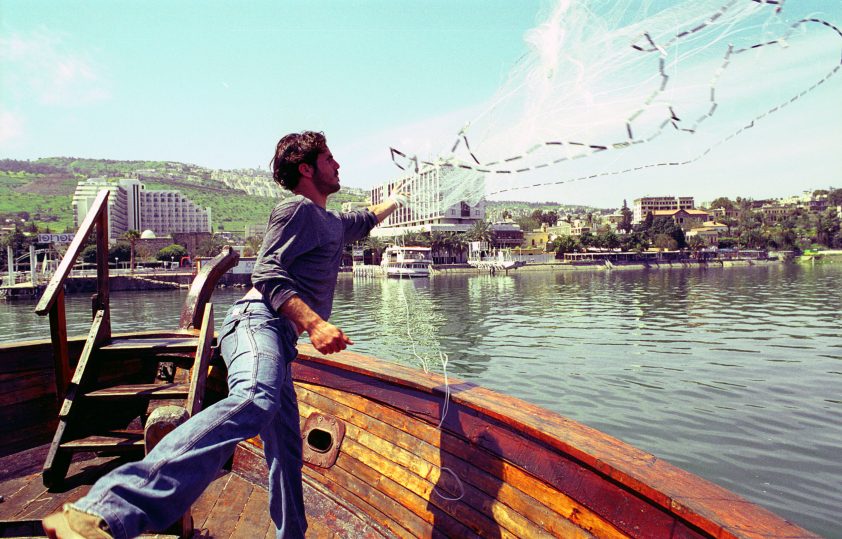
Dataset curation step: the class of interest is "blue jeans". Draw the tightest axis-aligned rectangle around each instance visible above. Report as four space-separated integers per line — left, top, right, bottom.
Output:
73 299 307 539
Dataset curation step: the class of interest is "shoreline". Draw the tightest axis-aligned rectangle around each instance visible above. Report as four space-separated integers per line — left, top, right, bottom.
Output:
427 257 784 275
0 258 795 300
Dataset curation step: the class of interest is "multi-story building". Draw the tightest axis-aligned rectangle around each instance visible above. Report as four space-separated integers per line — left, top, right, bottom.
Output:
633 196 694 224
651 208 710 231
490 221 524 248
369 166 485 238
72 178 212 241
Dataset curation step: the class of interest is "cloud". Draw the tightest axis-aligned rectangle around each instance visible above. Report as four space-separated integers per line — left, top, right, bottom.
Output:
0 109 25 146
0 28 111 107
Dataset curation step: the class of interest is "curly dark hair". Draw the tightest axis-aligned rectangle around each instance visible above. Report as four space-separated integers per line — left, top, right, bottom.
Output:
270 131 328 191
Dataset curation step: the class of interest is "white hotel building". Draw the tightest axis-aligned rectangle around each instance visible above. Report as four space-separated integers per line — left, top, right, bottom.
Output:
633 196 695 224
368 166 485 238
72 178 212 241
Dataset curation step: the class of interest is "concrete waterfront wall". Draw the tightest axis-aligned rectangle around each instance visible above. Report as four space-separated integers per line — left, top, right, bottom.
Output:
61 272 252 294
430 258 782 275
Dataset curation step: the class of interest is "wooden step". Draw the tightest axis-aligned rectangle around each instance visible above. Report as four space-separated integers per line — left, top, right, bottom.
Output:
85 383 189 400
100 337 199 354
60 430 144 453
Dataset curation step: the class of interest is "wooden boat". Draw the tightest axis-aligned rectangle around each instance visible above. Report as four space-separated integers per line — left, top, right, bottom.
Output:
0 191 819 538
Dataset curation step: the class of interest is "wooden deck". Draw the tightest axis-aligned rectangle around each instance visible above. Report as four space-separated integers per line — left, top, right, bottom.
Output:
0 443 387 538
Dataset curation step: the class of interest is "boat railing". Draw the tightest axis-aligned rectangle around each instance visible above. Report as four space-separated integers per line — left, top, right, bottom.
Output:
34 189 111 403
178 246 239 329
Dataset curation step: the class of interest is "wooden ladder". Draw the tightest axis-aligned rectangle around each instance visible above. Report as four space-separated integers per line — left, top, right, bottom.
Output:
41 303 216 488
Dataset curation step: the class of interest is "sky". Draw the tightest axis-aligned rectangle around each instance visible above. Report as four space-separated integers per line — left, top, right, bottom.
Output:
1 0 840 208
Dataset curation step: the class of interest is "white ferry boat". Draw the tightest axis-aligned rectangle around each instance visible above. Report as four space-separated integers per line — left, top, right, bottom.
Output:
380 246 433 278
467 241 524 271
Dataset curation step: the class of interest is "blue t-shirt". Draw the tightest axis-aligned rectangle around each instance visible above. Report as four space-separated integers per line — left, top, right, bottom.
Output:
251 195 377 322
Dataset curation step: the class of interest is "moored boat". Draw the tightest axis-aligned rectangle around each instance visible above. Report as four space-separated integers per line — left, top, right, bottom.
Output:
381 246 433 278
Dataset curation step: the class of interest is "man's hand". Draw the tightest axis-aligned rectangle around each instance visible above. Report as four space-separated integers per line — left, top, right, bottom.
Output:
369 180 413 222
280 295 352 354
308 319 353 354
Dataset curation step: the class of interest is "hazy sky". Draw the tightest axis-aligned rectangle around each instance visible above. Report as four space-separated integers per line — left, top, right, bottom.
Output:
1 0 840 207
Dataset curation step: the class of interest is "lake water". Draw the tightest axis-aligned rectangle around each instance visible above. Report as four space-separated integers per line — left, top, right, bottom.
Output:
2 263 840 537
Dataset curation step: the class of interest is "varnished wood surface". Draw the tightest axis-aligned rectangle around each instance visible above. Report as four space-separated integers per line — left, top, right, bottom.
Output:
0 443 370 538
0 332 821 538
289 345 819 539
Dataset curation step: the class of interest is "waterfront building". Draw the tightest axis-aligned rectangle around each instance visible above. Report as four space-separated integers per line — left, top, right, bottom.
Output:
651 208 710 231
369 165 485 238
490 221 524 249
633 196 694 224
545 221 570 236
72 178 212 241
523 223 553 249
759 205 792 222
685 227 720 246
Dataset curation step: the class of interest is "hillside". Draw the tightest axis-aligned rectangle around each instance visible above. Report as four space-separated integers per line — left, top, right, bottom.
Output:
0 158 369 234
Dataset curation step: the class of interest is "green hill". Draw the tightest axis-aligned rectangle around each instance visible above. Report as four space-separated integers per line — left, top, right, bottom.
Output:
0 158 369 234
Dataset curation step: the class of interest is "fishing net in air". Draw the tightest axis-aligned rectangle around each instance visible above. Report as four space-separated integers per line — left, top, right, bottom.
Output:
390 0 842 204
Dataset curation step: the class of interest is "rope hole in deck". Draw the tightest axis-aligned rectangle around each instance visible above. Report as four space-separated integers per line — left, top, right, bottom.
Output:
302 412 345 468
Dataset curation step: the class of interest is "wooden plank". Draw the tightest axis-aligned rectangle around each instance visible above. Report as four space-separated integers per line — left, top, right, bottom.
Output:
296 383 619 538
93 200 111 340
302 463 419 539
60 430 145 451
339 431 555 539
84 383 189 399
0 370 56 408
230 486 272 539
187 303 213 416
191 472 230 532
332 449 477 539
36 189 108 316
201 472 254 539
99 337 199 353
293 360 707 539
0 342 59 374
47 289 70 403
0 470 49 519
231 442 394 539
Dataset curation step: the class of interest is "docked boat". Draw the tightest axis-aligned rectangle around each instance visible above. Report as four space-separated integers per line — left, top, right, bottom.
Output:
467 242 524 272
0 190 819 538
380 246 433 278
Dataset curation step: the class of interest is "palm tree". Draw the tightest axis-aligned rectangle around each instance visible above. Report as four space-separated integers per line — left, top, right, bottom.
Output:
402 231 430 247
122 230 141 273
447 231 468 263
363 236 386 264
465 220 493 245
430 231 448 263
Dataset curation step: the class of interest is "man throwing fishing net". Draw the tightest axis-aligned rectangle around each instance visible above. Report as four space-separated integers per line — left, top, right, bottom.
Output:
44 131 408 538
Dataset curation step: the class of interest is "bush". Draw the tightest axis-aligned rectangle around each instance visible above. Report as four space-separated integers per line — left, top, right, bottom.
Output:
156 244 188 262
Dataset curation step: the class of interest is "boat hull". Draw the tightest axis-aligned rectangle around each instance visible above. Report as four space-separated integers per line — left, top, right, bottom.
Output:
247 346 816 538
383 267 430 278
0 337 819 538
